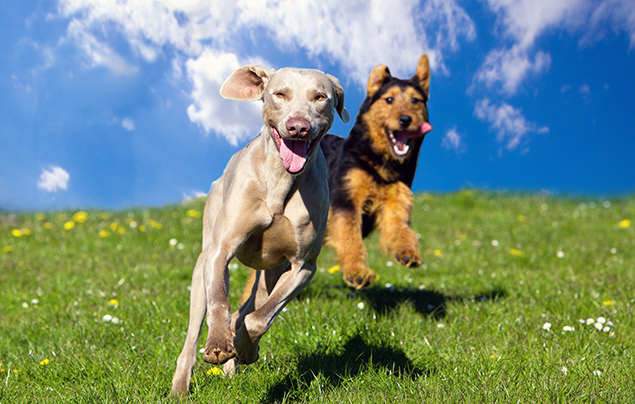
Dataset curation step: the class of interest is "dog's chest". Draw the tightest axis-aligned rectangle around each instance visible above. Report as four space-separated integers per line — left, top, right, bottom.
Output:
345 167 387 215
235 197 320 269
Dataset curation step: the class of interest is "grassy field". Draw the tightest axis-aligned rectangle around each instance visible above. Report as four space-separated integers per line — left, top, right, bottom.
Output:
1 191 633 403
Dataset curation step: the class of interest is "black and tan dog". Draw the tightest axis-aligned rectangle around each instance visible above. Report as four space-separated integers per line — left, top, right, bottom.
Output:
320 54 433 289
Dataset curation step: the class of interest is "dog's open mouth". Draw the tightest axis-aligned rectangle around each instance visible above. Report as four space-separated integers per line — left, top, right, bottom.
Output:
386 122 433 158
271 127 324 173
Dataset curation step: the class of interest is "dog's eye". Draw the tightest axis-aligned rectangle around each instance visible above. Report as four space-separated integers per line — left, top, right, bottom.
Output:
412 97 422 104
315 93 327 101
274 91 285 98
385 97 394 104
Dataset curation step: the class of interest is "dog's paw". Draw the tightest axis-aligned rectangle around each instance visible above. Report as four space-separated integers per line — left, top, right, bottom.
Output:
170 377 190 398
395 248 422 268
342 266 376 289
203 338 236 365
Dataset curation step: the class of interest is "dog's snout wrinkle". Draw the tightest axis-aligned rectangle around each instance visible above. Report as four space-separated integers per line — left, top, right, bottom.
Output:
398 115 412 128
286 116 311 137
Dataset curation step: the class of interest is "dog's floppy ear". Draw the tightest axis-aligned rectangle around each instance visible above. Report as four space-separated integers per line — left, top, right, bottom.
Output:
413 54 430 99
220 64 276 101
326 74 350 123
366 64 392 97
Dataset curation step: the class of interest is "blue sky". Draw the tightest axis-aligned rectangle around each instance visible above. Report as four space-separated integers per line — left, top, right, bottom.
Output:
1 0 634 211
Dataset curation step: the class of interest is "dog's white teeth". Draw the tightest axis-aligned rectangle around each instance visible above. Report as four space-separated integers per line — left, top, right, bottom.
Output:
394 143 409 156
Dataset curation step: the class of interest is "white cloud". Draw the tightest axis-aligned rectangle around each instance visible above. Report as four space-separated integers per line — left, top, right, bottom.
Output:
584 0 635 48
477 0 635 94
182 190 207 202
66 20 139 75
185 50 264 146
57 0 476 144
37 166 70 192
579 83 591 95
475 45 551 94
442 126 465 153
474 98 548 151
121 118 135 131
237 0 475 81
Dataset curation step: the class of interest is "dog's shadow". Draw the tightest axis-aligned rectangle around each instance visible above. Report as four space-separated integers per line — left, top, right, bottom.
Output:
301 282 506 320
358 285 506 319
262 284 506 402
262 333 430 403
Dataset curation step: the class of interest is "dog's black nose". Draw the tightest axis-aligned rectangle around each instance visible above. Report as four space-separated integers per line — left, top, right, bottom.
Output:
398 115 412 128
286 116 311 136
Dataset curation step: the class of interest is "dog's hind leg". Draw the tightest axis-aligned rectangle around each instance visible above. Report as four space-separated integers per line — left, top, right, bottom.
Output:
224 264 285 376
233 261 312 364
376 182 421 268
171 249 209 396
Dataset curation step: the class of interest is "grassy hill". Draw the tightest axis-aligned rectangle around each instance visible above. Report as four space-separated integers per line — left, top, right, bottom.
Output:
1 191 633 403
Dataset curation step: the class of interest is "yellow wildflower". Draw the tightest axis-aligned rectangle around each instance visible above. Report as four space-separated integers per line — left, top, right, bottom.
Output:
2 246 13 253
328 265 340 274
602 300 614 307
108 299 119 306
39 359 50 366
509 248 526 257
517 215 527 222
21 228 32 236
434 249 443 257
206 367 223 376
186 209 201 218
117 227 127 235
72 211 88 223
147 219 163 230
35 213 46 221
99 230 110 238
138 224 147 232
63 221 75 230
0 362 4 372
618 219 631 229
110 222 120 231
43 222 53 229
11 229 23 237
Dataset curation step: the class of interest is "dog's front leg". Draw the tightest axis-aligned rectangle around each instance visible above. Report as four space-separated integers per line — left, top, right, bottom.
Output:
200 244 237 365
233 261 315 364
326 209 376 288
376 182 421 268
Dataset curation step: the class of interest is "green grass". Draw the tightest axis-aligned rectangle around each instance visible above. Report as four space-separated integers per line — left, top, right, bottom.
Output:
1 191 634 403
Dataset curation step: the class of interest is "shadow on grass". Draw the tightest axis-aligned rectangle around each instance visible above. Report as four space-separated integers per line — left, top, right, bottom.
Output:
263 333 431 403
358 286 448 318
300 282 506 320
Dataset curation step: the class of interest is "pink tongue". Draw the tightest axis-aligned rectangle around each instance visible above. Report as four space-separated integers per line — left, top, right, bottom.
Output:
420 122 433 135
279 138 307 173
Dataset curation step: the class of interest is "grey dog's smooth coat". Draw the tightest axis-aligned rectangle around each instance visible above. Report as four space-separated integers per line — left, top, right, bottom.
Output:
171 64 349 395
